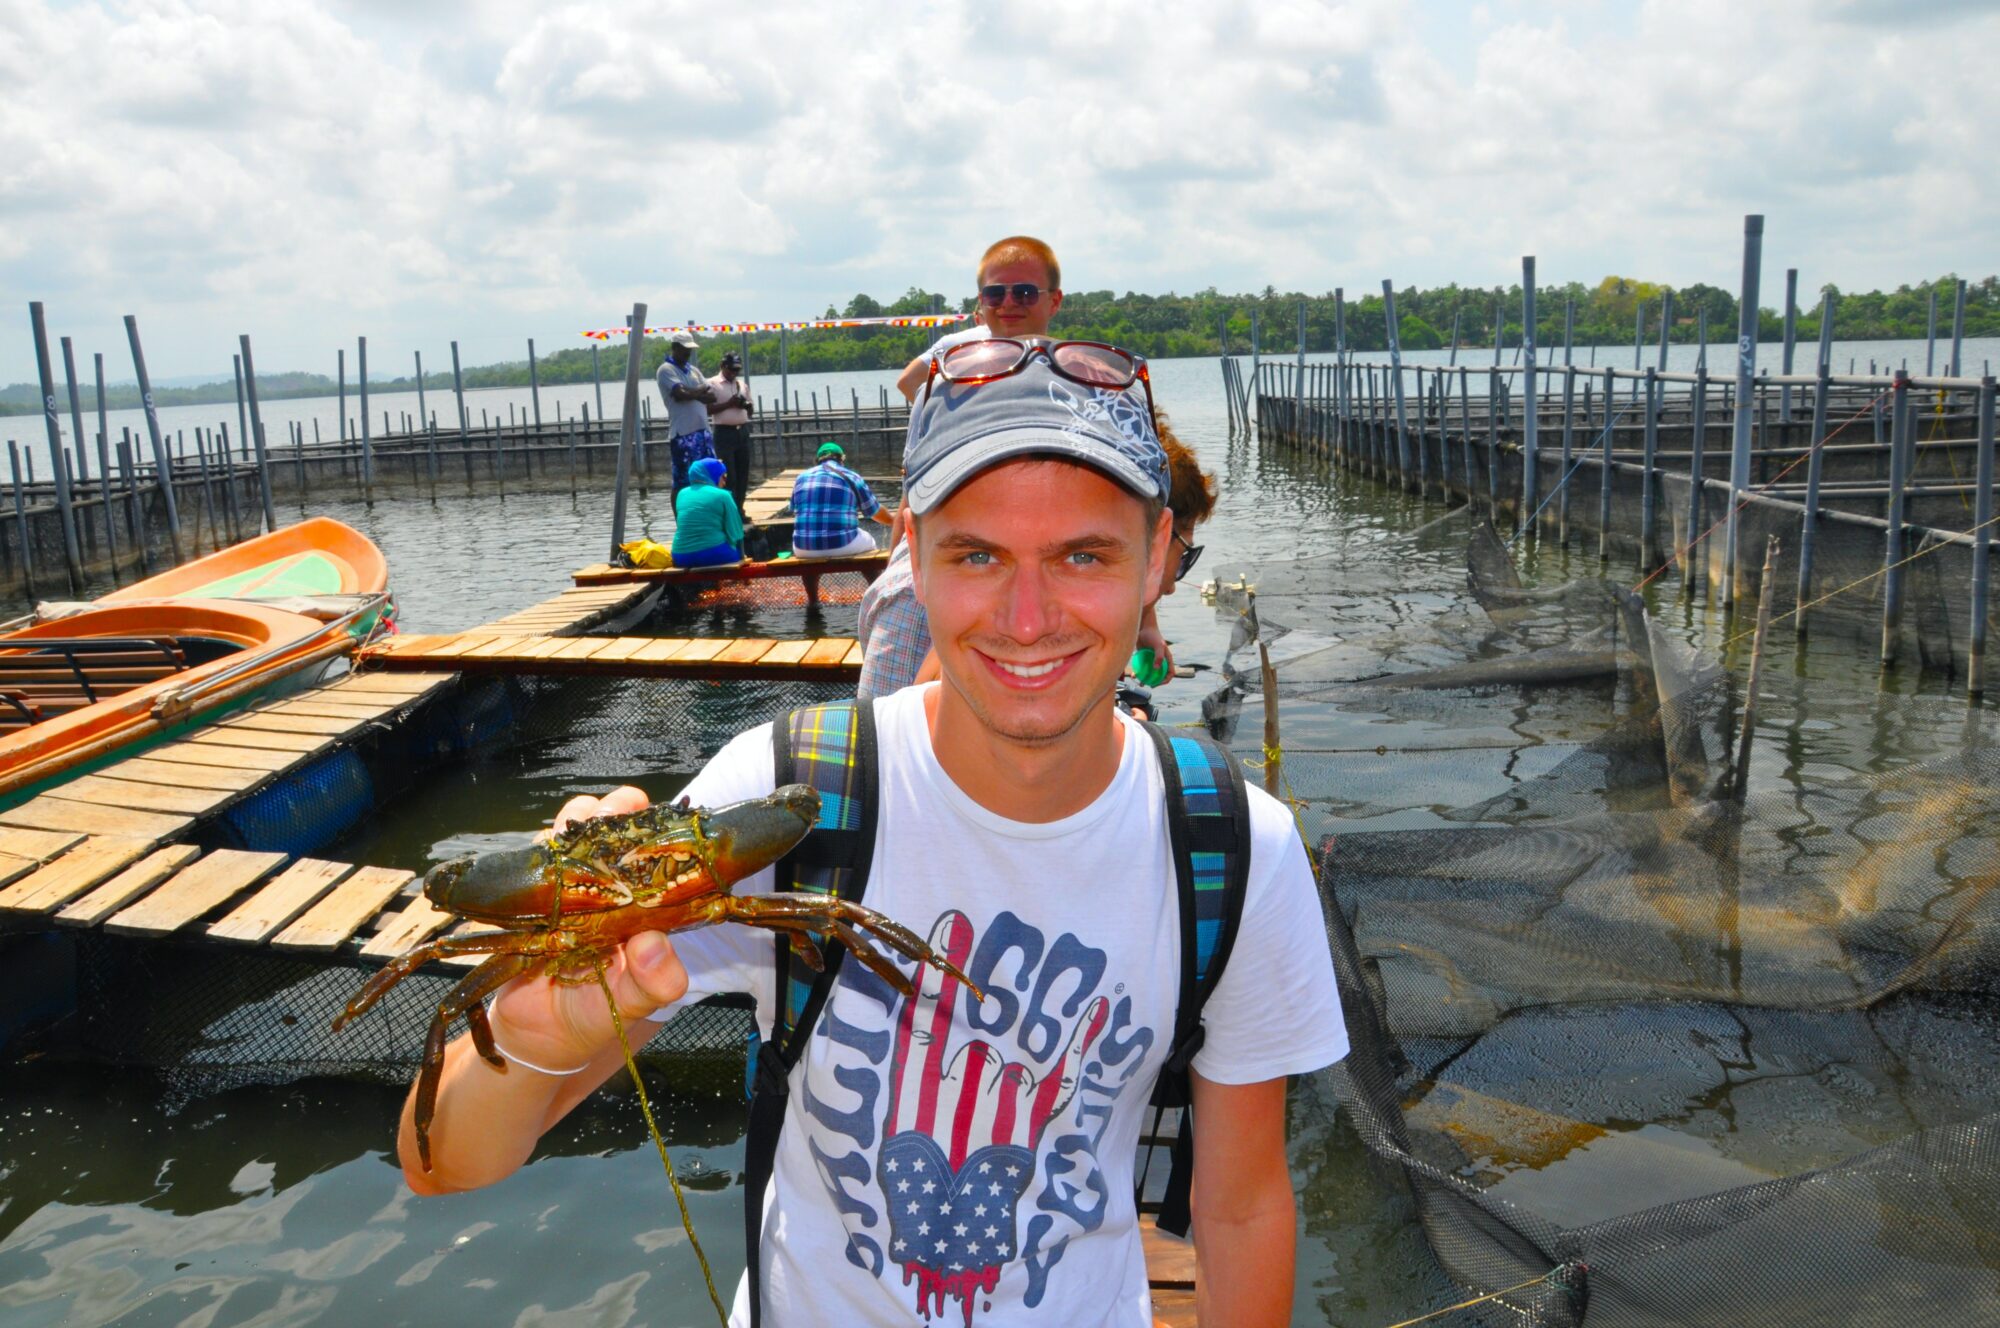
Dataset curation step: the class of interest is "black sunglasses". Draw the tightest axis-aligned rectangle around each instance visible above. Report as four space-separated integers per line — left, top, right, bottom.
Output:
978 282 1049 307
1174 530 1204 582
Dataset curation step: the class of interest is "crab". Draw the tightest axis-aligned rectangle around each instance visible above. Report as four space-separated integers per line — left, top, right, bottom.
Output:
334 784 979 1169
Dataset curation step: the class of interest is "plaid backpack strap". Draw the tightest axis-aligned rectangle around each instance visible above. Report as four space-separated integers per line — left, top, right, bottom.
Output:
1141 720 1253 1238
744 699 879 1328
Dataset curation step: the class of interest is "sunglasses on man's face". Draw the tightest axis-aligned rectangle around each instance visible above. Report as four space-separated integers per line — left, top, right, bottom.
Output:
1173 530 1204 582
979 282 1049 308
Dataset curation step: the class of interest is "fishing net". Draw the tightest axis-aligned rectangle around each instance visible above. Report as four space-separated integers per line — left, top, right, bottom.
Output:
1263 550 2000 1322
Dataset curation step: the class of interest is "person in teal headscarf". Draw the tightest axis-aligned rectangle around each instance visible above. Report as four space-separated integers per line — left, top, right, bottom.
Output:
671 457 745 567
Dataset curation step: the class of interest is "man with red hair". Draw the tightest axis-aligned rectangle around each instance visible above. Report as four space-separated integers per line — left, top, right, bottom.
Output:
894 235 1065 403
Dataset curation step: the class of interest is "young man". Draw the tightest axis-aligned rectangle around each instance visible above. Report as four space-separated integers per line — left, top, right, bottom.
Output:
656 330 718 496
709 352 754 510
893 235 1065 404
862 236 1066 697
396 350 1345 1327
790 440 892 559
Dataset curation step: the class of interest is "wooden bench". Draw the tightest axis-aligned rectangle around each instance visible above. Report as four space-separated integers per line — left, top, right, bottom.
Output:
572 551 889 604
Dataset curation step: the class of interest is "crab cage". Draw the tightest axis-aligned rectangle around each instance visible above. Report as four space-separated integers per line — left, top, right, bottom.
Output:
1205 520 2000 1323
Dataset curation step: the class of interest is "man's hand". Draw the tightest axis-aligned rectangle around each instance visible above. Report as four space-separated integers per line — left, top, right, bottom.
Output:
395 785 691 1194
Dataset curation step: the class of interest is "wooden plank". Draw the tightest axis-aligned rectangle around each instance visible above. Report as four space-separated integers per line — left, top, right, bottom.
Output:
802 638 853 669
1149 1289 1196 1327
105 757 269 792
713 638 778 665
422 635 501 659
0 828 84 863
187 726 327 754
362 892 456 959
517 636 575 659
105 849 289 936
208 858 356 944
146 741 299 772
47 775 234 817
1140 1217 1196 1290
271 866 415 952
466 635 533 659
842 640 866 666
551 636 612 661
0 798 187 844
332 672 453 695
0 836 157 913
671 638 729 664
266 698 407 720
631 638 693 663
53 844 203 926
370 633 446 656
759 639 814 666
221 710 358 737
591 636 653 662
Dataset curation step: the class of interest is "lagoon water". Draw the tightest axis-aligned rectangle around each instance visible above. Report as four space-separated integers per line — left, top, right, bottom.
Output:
0 349 1986 1326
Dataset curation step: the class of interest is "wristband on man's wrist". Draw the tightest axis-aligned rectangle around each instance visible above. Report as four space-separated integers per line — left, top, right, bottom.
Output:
482 995 590 1076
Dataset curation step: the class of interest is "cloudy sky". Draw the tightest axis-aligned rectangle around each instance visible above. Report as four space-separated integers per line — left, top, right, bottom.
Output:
3 0 1995 382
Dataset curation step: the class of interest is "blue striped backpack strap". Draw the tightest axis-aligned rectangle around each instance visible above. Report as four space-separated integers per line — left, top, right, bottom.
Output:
743 699 879 1328
1141 720 1254 1238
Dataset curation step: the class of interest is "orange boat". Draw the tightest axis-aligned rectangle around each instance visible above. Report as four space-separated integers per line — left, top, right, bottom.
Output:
98 516 388 604
0 599 390 800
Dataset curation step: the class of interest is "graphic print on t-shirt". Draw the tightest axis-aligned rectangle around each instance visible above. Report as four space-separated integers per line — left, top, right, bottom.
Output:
805 906 1147 1326
884 911 1109 1324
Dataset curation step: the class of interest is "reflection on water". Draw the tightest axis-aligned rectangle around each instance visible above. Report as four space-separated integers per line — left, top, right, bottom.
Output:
4 350 1992 1325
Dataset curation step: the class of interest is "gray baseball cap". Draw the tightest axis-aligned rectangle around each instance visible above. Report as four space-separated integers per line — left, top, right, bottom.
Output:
903 358 1169 515
669 330 700 349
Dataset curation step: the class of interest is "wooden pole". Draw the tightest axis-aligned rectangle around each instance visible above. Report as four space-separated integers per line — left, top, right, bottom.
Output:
1880 372 1912 667
1969 376 1996 699
9 442 33 596
29 304 83 590
93 353 119 576
357 336 374 499
1724 214 1764 608
239 335 278 531
1794 292 1835 628
529 338 543 428
118 435 150 573
1731 535 1780 801
609 300 647 557
1259 641 1281 796
1520 257 1539 531
59 336 97 566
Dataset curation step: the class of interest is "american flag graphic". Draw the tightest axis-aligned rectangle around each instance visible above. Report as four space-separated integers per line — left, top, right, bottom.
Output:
880 911 1111 1325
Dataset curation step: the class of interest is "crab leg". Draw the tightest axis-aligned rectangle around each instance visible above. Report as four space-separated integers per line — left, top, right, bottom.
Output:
415 948 540 1169
333 929 530 1031
717 894 984 1001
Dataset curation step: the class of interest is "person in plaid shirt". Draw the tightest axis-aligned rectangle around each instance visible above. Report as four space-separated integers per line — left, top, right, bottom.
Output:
789 441 891 559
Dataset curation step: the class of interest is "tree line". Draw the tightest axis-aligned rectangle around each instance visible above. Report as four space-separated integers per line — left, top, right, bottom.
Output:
4 275 1994 416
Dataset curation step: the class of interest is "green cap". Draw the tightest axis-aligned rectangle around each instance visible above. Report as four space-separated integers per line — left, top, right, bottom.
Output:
817 441 845 460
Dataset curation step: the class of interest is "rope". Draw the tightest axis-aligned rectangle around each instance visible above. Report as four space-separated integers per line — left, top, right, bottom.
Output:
1718 506 2000 653
593 961 729 1327
1377 1268 1578 1328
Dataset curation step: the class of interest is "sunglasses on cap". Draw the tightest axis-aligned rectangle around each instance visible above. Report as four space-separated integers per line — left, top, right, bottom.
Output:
924 337 1158 429
978 282 1051 307
1173 529 1204 582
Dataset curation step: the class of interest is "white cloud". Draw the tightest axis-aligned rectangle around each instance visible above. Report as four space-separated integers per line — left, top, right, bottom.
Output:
1 0 1994 383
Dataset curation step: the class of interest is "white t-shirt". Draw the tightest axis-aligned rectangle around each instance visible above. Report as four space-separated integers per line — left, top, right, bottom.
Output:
663 684 1346 1327
929 322 991 357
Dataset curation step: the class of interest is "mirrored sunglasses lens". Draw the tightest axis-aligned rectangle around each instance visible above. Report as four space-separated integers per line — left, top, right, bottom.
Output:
1007 283 1041 304
978 285 1008 306
1051 343 1136 386
1177 544 1203 580
940 339 1023 379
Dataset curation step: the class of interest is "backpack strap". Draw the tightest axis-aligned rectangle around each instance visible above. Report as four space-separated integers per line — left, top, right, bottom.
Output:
743 699 879 1328
1141 721 1253 1238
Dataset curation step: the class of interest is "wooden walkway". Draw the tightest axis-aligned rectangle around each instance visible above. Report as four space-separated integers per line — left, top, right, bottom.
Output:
742 468 801 528
0 672 455 843
358 633 861 682
571 550 889 589
473 582 662 636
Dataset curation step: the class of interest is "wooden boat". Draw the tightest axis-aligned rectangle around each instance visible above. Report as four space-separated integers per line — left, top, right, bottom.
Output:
98 516 388 604
0 599 382 800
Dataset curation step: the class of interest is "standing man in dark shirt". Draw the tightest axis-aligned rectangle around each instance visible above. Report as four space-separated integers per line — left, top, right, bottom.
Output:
655 330 718 498
708 351 753 511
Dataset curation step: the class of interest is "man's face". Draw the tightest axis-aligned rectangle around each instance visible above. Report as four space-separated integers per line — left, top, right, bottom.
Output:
912 459 1169 748
976 258 1062 338
672 343 692 364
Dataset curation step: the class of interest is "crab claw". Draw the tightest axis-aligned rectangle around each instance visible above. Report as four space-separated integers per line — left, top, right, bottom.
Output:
698 784 819 881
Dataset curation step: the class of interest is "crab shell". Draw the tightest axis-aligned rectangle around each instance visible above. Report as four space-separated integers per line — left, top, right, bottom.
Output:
425 784 820 925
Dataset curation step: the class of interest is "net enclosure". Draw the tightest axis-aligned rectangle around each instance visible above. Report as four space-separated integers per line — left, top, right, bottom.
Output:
1220 519 2000 1325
